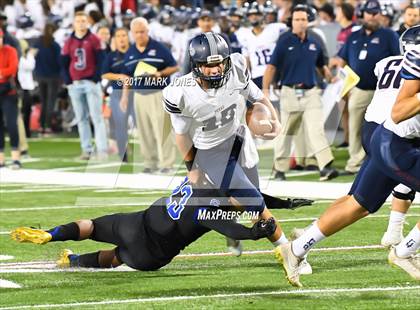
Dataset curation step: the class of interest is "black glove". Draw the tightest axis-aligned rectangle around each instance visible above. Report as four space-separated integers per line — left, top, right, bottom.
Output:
288 198 314 210
262 193 314 210
251 217 277 239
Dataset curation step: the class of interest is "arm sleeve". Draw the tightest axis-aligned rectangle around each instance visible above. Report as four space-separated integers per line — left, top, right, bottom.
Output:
162 84 183 114
310 30 329 64
61 55 72 85
241 79 264 103
161 43 177 67
389 31 401 56
401 48 420 80
101 52 112 75
269 39 283 67
19 54 36 71
54 42 62 72
337 40 349 63
61 40 72 84
93 38 105 82
316 45 325 68
170 114 192 134
199 216 258 240
122 52 133 76
0 47 18 78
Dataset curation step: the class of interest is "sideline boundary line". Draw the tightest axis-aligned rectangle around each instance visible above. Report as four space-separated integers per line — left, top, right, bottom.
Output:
1 285 419 309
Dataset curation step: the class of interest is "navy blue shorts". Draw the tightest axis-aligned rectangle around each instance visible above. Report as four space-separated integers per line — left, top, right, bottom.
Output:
353 125 420 213
371 125 420 192
348 121 379 195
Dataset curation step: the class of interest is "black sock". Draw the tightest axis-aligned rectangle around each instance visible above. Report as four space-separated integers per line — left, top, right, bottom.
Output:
70 252 101 268
47 222 80 241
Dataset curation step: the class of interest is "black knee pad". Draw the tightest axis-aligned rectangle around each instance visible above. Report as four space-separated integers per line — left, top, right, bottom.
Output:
392 189 416 202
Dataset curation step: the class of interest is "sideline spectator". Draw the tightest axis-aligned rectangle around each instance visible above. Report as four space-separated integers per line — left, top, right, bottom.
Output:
330 2 356 148
318 3 341 58
397 4 420 36
17 39 36 138
263 5 338 181
337 0 399 174
61 11 108 160
120 17 178 173
0 28 21 169
34 23 62 134
101 27 132 162
97 25 111 52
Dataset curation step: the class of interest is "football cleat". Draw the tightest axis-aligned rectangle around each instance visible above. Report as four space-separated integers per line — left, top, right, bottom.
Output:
10 227 52 244
226 238 243 257
290 227 313 275
381 230 404 248
299 257 313 275
56 249 74 268
274 243 303 287
388 247 420 280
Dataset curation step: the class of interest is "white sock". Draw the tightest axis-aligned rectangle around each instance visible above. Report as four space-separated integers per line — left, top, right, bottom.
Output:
386 211 405 234
291 222 325 257
272 232 288 247
395 225 420 258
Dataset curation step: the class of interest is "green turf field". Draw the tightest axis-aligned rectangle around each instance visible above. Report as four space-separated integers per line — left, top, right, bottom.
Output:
0 138 419 309
6 136 356 181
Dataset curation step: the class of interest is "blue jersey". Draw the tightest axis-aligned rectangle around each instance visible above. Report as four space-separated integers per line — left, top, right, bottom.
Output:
102 50 126 90
123 38 177 94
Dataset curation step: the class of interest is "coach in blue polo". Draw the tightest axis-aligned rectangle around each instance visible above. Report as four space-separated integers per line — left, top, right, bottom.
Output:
263 4 338 182
337 0 399 174
120 17 178 174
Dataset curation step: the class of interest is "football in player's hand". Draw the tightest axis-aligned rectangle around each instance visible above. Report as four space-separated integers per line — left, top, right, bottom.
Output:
246 103 273 136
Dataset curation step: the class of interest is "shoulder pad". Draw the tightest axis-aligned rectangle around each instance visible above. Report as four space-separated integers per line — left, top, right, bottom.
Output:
402 48 420 80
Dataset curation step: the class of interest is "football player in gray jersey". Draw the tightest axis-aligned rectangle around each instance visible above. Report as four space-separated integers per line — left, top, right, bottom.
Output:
163 32 312 275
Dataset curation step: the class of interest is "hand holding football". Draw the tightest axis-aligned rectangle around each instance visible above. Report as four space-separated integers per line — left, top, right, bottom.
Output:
246 102 273 136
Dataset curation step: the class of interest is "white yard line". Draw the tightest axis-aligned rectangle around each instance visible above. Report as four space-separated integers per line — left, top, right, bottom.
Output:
51 162 123 172
0 279 21 289
0 169 182 191
0 202 151 212
2 168 418 203
0 255 14 261
0 187 102 194
1 285 419 308
0 244 387 273
49 166 88 172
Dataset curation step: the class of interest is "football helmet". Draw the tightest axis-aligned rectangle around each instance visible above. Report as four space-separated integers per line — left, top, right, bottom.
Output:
189 32 232 89
400 25 420 54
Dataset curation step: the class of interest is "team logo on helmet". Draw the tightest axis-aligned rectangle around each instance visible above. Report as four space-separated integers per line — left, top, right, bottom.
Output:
189 46 196 57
